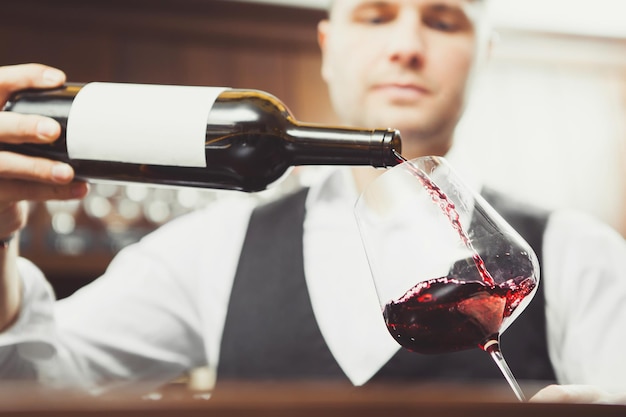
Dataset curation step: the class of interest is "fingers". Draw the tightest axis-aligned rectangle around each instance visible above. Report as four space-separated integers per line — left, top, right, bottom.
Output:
0 151 77 184
0 63 64 146
0 144 77 186
0 112 61 144
0 63 77 241
0 63 66 105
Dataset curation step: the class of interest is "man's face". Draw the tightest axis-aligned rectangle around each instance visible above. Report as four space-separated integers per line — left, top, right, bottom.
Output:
319 0 484 155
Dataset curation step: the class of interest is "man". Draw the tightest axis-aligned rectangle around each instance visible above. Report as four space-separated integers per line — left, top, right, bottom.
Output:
0 0 625 403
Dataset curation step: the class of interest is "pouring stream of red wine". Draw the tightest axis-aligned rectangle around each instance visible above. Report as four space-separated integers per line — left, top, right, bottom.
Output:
393 152 495 287
389 152 527 401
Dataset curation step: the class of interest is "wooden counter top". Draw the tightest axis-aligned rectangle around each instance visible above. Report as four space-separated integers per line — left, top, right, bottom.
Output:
0 381 623 417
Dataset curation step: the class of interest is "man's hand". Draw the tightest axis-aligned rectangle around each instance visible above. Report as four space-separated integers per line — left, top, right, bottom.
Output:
0 63 89 241
531 384 626 405
0 63 89 332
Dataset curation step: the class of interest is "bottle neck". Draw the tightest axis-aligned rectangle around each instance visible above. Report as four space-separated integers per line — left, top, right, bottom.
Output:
286 124 401 168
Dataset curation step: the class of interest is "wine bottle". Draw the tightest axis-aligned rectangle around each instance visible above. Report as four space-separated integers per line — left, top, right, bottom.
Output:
1 82 401 192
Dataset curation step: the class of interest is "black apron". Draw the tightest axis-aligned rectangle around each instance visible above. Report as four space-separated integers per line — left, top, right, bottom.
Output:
217 187 557 388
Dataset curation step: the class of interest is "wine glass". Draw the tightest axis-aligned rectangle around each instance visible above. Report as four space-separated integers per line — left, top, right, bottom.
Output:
354 156 539 402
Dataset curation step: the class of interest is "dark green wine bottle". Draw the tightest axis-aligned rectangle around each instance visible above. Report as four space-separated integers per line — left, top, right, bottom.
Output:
2 82 401 192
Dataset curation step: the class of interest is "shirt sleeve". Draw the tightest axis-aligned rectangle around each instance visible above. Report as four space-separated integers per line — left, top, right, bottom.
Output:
0 257 57 378
41 210 217 394
0 197 253 394
543 209 626 392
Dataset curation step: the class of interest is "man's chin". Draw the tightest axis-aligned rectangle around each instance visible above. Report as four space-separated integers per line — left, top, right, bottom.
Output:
368 117 434 135
360 105 430 126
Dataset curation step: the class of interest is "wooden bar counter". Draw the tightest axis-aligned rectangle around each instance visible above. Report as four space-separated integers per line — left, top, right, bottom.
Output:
0 381 624 417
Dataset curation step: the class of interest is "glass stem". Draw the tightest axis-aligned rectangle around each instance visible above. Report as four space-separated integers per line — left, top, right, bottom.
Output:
483 339 526 402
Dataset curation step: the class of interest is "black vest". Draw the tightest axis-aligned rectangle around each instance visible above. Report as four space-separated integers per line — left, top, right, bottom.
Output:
218 187 557 391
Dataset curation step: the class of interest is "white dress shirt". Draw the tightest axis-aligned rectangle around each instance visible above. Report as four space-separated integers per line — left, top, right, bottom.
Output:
1 163 626 394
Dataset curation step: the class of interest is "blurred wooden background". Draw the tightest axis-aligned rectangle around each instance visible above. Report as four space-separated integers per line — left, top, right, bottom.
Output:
0 0 334 297
0 0 333 122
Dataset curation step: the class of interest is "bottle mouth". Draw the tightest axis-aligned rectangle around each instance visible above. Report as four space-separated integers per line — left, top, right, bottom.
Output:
378 128 402 168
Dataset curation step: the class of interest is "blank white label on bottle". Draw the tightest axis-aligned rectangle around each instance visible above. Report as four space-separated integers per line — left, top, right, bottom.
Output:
66 82 227 167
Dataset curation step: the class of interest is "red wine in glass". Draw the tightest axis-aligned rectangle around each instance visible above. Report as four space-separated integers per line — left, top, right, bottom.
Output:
383 276 536 354
385 152 533 401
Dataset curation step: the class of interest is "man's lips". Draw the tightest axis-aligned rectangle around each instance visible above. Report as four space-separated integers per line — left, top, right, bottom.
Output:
371 83 431 101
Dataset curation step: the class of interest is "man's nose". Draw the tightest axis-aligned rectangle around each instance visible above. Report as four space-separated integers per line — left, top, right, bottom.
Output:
386 12 426 68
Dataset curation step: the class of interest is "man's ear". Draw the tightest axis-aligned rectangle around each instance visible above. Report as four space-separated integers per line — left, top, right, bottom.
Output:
487 30 499 60
318 19 332 82
318 19 329 50
475 28 497 69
